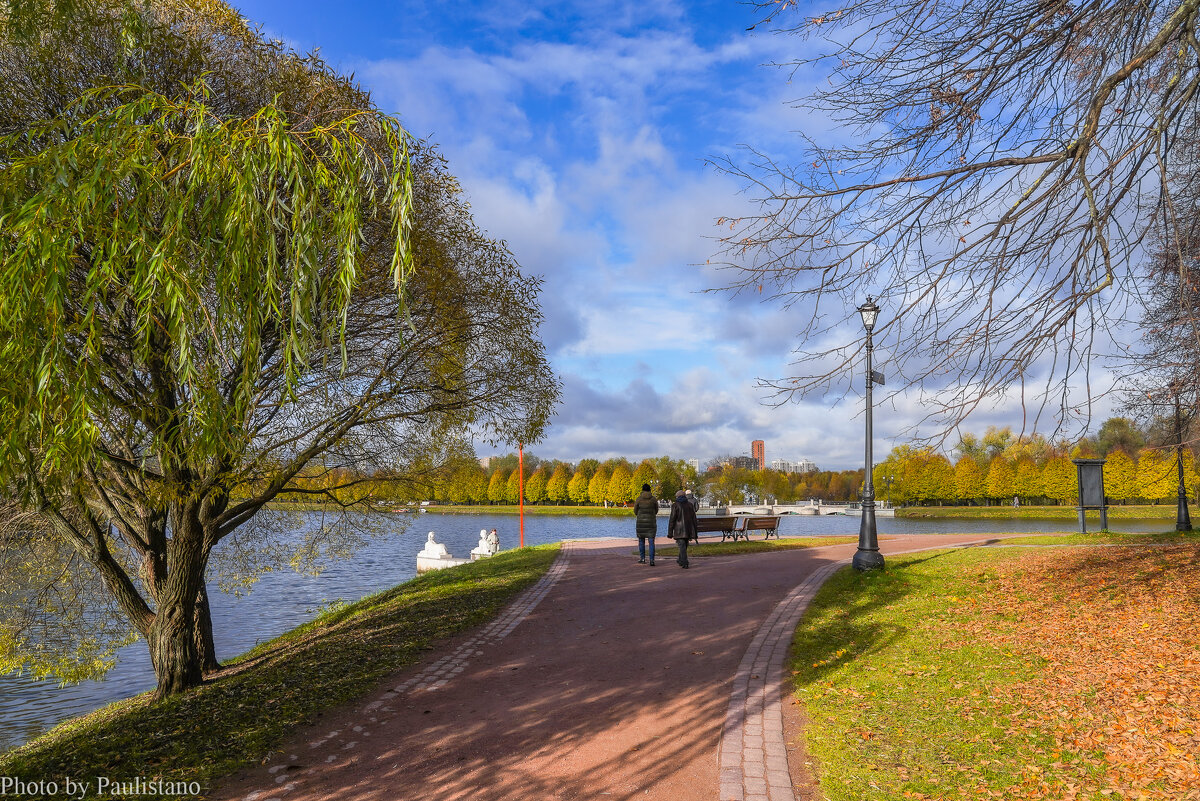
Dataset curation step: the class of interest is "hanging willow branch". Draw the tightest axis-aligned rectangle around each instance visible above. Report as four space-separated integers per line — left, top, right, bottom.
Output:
0 79 414 490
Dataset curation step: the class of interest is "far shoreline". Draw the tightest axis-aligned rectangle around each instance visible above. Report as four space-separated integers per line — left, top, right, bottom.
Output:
262 501 1198 521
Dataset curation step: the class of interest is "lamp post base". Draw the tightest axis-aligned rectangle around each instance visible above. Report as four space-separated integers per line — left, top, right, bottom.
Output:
1176 495 1192 532
852 548 885 571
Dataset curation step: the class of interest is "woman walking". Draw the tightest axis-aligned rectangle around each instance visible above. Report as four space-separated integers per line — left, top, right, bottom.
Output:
633 483 659 565
667 489 698 568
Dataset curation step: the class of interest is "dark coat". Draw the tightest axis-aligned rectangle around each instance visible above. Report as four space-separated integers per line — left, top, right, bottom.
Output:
633 490 659 537
667 498 698 541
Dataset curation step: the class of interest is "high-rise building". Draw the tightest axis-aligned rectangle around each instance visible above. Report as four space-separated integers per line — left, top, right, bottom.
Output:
751 440 765 471
770 458 819 474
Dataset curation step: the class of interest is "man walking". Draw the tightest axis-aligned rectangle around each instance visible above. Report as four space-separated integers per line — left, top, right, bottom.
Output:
667 490 698 568
634 483 659 565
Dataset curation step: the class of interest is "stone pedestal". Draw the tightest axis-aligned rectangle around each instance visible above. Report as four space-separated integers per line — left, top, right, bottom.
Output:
416 532 469 573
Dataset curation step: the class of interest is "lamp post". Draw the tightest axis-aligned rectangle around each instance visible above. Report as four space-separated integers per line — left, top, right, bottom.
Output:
884 474 895 508
853 297 885 571
1173 392 1193 532
1147 386 1193 533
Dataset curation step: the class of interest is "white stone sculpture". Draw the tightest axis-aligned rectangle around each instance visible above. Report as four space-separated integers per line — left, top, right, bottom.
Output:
470 528 500 560
416 531 468 573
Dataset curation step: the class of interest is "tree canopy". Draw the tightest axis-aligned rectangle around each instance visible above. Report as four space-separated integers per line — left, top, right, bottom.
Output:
0 0 558 696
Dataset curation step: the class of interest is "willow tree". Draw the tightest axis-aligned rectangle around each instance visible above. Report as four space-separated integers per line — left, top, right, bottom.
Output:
718 1 1200 435
0 0 558 698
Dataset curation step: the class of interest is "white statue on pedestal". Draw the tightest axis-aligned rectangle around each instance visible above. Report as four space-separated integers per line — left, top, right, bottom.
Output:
471 527 500 560
418 531 450 559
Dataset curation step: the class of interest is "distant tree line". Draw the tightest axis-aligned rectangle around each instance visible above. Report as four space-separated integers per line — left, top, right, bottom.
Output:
252 452 882 507
876 419 1199 506
252 416 1200 510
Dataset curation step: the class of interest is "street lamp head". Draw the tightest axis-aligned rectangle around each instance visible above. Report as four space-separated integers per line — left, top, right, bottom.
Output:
858 296 881 332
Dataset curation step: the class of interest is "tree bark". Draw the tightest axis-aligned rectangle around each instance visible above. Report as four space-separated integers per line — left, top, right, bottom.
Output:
147 602 202 699
146 503 208 699
194 582 221 674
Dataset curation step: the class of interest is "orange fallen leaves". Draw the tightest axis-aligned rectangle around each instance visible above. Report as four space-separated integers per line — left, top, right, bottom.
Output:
955 546 1200 800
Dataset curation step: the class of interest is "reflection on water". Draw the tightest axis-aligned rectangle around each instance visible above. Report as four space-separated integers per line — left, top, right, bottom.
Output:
0 510 1171 751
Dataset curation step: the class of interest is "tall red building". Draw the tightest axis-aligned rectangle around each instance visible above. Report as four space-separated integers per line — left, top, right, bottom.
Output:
751 440 765 471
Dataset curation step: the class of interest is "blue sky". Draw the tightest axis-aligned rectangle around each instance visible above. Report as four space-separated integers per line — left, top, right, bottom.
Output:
227 0 1043 470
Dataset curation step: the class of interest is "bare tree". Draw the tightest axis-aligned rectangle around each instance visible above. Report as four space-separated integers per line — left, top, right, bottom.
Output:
714 1 1200 436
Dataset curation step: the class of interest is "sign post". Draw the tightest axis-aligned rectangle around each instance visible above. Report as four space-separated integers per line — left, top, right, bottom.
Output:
1072 458 1108 533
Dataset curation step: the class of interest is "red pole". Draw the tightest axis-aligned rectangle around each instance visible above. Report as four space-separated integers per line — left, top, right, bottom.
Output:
518 443 525 548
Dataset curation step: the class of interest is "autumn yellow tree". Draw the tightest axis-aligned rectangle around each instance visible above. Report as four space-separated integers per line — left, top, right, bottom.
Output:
588 467 612 505
1103 450 1139 504
1042 457 1077 505
524 467 548 505
1012 457 1044 504
568 468 591 505
487 469 509 504
985 457 1015 504
505 469 523 505
545 464 571 505
923 454 956 505
629 460 659 498
1137 449 1175 503
607 464 634 506
953 457 985 504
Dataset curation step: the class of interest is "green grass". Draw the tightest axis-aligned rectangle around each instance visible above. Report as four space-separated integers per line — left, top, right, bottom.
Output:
897 503 1197 520
651 535 858 557
785 532 1198 800
987 530 1200 546
0 545 560 800
789 548 1100 800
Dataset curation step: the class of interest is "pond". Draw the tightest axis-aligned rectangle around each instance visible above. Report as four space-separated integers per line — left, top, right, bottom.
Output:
0 510 1172 752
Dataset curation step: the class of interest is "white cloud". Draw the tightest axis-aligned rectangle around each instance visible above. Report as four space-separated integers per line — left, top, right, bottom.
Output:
294 4 1133 470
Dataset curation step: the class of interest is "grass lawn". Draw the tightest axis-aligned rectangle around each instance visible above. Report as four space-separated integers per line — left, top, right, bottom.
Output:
790 533 1200 800
993 531 1200 546
0 545 560 800
897 504 1197 521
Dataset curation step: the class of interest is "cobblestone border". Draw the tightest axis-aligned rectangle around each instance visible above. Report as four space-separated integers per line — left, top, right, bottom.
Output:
717 538 1011 801
239 545 574 801
717 558 847 801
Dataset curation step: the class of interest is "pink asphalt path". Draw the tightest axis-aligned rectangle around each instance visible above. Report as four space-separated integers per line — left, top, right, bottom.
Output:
214 533 1000 801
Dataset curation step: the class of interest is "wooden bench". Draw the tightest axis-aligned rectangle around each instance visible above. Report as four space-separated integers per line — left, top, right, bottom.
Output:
693 515 741 542
737 516 781 540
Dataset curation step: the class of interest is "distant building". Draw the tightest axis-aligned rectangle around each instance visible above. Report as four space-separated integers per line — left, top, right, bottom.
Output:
751 440 765 471
727 455 758 470
478 456 495 469
686 458 700 472
770 458 818 474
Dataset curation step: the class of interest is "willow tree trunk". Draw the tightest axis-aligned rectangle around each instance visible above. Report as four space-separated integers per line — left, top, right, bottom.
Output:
194 582 220 674
146 505 207 699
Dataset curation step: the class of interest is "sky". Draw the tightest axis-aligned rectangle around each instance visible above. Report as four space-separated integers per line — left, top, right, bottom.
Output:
225 0 1091 470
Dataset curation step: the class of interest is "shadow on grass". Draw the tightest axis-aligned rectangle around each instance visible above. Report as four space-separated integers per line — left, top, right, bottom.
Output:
790 550 961 686
0 546 561 800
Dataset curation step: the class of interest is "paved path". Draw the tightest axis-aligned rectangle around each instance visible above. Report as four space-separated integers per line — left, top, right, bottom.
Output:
215 533 998 801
